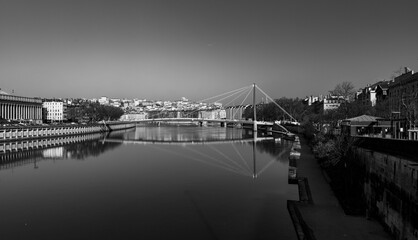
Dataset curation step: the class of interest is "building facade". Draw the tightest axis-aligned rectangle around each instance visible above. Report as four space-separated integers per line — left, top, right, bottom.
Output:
388 68 418 120
98 96 109 105
225 105 248 120
303 95 324 106
356 81 391 107
120 112 148 121
323 95 346 112
43 101 67 122
199 109 226 120
0 90 43 124
375 82 390 104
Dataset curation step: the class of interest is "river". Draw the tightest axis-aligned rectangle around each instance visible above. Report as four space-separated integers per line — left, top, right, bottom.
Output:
0 125 298 240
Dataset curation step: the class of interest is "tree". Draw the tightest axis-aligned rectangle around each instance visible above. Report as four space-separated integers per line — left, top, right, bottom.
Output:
401 92 418 129
329 81 356 101
66 102 124 122
242 97 305 122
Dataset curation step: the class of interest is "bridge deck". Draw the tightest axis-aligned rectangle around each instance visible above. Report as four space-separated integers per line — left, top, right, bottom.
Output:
133 118 274 126
103 136 274 145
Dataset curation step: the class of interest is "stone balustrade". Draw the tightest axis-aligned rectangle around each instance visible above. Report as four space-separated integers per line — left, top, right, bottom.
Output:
0 125 106 141
0 122 136 142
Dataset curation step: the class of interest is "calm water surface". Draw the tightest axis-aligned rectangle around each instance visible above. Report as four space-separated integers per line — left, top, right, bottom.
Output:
0 126 298 240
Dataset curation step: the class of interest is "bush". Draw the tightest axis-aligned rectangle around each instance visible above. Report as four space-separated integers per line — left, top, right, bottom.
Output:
311 133 366 215
313 139 341 168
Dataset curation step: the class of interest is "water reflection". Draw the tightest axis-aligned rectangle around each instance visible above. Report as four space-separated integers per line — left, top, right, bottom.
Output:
107 125 255 143
1 127 292 179
0 126 297 240
0 130 129 170
104 126 292 179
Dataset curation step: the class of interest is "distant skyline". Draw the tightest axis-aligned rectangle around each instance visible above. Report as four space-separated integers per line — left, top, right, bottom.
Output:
1 0 418 102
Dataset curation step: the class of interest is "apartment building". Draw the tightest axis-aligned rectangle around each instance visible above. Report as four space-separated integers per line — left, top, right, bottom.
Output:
356 81 391 107
388 68 418 118
43 101 67 122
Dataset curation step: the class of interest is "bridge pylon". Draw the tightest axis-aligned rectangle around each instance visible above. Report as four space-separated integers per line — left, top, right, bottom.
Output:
253 83 257 132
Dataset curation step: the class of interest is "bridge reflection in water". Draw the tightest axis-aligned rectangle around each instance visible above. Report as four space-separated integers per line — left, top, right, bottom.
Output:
0 126 298 240
103 126 290 178
0 126 289 178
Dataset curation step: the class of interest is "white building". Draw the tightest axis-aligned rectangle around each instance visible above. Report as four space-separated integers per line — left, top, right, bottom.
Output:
199 109 226 119
43 101 67 122
120 112 148 121
0 90 43 124
323 96 345 112
304 95 324 106
98 96 109 105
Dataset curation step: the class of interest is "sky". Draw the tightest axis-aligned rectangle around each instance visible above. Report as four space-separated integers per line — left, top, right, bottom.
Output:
1 0 418 102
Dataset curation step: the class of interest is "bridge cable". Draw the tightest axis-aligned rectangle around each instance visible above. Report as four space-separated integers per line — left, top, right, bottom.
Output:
197 85 252 103
256 147 288 176
210 86 251 104
185 86 251 118
206 144 252 176
231 143 252 173
255 85 297 122
231 88 253 120
221 87 252 107
183 145 252 176
147 144 251 177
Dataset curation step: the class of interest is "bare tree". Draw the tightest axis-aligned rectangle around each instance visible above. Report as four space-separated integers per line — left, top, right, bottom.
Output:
329 81 355 101
401 91 418 129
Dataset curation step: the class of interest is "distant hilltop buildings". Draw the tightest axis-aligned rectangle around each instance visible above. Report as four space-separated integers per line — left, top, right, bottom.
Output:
96 96 221 113
0 88 223 123
303 95 347 112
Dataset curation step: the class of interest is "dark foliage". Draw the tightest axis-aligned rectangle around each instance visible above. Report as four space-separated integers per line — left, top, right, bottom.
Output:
67 102 124 122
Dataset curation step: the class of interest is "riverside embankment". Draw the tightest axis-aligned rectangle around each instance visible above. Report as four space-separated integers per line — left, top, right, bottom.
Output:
0 122 135 143
287 136 392 240
351 137 418 240
0 122 135 162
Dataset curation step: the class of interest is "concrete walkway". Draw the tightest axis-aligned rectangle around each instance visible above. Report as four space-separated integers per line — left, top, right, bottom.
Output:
290 137 392 240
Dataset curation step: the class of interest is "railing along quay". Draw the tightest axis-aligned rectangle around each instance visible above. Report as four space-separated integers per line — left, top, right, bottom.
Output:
0 133 106 167
0 125 107 142
0 122 136 142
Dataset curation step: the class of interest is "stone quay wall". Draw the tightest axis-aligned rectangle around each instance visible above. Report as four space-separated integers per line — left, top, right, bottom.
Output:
353 146 418 240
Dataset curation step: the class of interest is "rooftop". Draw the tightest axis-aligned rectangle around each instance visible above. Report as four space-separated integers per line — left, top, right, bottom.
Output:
0 90 9 95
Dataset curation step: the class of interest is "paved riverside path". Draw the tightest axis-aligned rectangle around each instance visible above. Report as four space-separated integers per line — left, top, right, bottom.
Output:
293 137 392 240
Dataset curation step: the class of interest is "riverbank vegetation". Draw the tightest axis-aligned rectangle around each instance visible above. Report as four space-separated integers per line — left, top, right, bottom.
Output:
310 133 366 215
250 81 389 215
67 102 124 123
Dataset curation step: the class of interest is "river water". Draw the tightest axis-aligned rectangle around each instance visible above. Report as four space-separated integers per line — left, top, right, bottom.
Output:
0 126 298 240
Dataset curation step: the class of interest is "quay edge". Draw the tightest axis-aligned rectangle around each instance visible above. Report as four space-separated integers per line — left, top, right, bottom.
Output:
0 122 136 142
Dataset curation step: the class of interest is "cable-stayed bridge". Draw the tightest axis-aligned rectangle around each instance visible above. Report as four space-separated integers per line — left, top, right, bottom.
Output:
126 84 298 136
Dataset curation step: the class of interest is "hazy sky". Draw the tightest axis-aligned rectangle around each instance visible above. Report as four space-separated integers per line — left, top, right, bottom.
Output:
1 0 418 101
